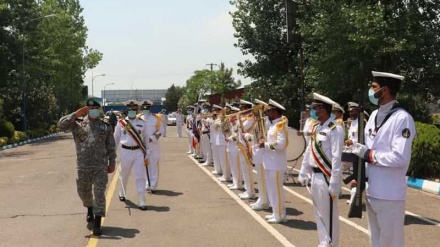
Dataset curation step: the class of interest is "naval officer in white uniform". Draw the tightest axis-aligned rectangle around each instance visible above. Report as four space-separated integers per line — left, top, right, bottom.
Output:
352 71 416 247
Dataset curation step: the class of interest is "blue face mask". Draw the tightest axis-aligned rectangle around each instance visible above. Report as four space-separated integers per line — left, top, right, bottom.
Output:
127 110 137 119
310 109 318 120
143 110 150 116
368 88 382 105
330 113 336 120
88 109 100 119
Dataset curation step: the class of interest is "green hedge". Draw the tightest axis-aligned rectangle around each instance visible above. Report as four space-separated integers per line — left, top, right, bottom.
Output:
0 137 7 146
8 131 27 144
409 122 440 179
0 120 14 139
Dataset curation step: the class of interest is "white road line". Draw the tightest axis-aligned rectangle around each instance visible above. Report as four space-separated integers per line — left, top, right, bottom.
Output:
288 166 440 227
189 156 296 247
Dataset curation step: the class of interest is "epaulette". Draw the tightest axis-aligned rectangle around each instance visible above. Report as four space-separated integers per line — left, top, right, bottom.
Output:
136 113 143 119
155 114 163 121
276 116 288 130
328 122 336 130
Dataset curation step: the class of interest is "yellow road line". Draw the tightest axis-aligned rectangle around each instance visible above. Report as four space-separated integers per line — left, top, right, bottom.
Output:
86 166 120 247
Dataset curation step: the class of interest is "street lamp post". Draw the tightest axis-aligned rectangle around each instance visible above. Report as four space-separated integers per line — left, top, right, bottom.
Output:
103 83 114 106
21 14 56 132
91 72 105 97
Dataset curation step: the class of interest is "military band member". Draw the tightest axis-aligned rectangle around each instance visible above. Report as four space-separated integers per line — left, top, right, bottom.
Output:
301 104 316 146
186 106 195 154
332 103 345 128
249 99 269 210
259 99 289 224
351 71 416 247
113 100 149 210
216 104 232 182
176 108 184 138
237 100 255 199
226 106 243 189
201 103 213 166
298 93 345 246
140 100 164 192
210 104 224 175
58 98 117 236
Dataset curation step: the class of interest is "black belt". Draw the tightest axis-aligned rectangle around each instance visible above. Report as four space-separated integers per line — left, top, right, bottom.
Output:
202 131 209 134
312 167 323 173
122 145 140 150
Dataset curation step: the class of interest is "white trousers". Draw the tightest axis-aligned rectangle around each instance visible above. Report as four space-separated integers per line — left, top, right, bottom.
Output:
366 196 405 247
201 134 211 162
311 173 339 247
239 151 254 195
228 150 242 187
217 145 230 180
187 129 194 153
265 170 286 221
162 125 167 137
120 148 146 194
146 145 160 188
254 163 268 206
177 122 183 137
211 143 222 173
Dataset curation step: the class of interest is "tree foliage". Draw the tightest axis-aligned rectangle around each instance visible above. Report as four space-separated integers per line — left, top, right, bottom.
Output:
0 0 102 132
164 84 185 112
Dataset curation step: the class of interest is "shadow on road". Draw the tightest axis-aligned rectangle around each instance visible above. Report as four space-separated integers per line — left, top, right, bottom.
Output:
282 218 317 230
122 200 171 213
85 226 140 240
405 214 440 226
153 189 183 197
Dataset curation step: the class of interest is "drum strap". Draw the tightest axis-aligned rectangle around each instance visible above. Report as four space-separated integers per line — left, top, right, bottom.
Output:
310 125 332 178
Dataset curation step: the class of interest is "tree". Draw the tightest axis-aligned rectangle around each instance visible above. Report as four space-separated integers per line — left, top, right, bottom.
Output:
164 84 185 112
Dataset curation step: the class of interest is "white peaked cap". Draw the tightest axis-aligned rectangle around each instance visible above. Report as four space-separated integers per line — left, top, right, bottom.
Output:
213 104 223 110
312 93 337 107
268 99 286 111
332 103 345 114
347 102 359 110
225 103 232 108
372 71 404 81
198 99 207 103
254 99 268 106
231 106 240 112
124 100 140 106
239 99 253 106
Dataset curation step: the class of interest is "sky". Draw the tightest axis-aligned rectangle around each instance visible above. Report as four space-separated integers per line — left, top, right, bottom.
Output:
80 0 251 98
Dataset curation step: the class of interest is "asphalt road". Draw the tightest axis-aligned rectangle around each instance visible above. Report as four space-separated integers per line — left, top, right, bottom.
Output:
0 126 439 247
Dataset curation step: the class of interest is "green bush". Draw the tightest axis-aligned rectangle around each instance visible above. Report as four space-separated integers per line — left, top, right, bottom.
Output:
7 131 28 144
0 120 15 139
49 124 59 133
409 122 440 179
0 137 7 147
27 129 49 139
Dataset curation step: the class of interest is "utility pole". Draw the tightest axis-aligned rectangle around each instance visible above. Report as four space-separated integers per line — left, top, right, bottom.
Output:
206 63 218 71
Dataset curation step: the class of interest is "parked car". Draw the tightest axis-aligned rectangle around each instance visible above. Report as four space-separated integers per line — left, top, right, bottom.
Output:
167 112 176 126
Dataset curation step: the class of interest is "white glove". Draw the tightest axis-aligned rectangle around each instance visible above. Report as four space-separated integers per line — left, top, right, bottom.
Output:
328 183 341 199
352 143 367 158
298 173 310 186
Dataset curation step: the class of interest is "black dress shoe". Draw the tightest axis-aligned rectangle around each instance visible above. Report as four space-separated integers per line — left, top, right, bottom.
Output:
86 207 94 222
119 196 126 201
93 215 102 236
138 205 148 211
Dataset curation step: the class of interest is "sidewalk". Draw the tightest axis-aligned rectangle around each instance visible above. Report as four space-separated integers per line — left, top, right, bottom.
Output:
0 132 66 151
407 176 440 195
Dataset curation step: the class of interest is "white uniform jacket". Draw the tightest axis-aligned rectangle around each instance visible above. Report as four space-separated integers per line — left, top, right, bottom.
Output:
300 118 345 184
141 114 163 148
364 101 416 200
114 117 148 150
348 118 359 145
226 122 239 152
214 118 227 146
176 113 183 125
263 116 288 171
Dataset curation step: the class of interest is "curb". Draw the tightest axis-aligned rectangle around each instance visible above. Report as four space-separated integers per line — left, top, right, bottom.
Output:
406 176 440 195
0 132 66 151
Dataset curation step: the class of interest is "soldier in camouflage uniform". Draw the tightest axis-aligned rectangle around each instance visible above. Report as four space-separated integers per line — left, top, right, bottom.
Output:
58 98 116 236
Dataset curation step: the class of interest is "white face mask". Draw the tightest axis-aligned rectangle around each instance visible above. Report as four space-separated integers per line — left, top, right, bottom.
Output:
127 110 137 119
143 110 150 116
88 109 100 119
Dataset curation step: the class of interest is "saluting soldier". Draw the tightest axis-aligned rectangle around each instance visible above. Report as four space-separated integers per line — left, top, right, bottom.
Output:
140 100 164 192
258 99 289 224
58 98 116 236
113 100 149 210
351 71 416 247
298 93 345 246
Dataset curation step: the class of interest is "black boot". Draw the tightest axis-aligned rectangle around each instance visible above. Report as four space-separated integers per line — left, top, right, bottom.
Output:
86 207 94 222
93 215 102 236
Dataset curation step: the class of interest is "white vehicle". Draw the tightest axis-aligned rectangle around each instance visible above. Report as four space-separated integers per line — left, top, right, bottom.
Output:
167 112 176 126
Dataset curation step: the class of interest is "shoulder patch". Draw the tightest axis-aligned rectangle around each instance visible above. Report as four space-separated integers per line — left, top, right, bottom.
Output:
328 122 336 130
402 128 411 138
